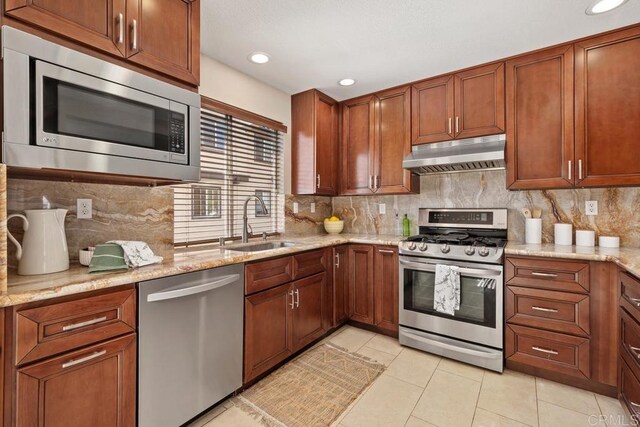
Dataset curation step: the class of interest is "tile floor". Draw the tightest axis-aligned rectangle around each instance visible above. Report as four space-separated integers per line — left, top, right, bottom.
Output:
190 326 631 427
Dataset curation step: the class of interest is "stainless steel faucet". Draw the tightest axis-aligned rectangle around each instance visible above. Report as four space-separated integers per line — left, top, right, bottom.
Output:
242 195 267 243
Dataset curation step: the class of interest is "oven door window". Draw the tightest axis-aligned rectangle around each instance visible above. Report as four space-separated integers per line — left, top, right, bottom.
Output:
404 268 496 328
41 77 173 151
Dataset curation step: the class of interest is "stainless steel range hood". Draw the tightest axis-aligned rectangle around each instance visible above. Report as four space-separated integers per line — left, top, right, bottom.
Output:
403 134 506 175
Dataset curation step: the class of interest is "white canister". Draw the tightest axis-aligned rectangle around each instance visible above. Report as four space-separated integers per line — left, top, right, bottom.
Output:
599 236 620 248
525 218 542 244
575 230 595 247
554 223 573 246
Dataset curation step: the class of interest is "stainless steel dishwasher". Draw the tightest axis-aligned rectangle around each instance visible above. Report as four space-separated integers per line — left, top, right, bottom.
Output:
138 264 244 427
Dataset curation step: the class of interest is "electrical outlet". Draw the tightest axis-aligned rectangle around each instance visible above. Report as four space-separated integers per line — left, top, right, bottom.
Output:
585 200 598 216
293 202 299 214
77 198 92 219
379 203 386 215
310 203 316 213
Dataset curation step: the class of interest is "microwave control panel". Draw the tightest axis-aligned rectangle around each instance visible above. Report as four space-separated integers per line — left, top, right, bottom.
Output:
169 113 186 154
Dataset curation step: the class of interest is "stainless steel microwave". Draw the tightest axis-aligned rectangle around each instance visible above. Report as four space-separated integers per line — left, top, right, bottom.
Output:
2 26 200 181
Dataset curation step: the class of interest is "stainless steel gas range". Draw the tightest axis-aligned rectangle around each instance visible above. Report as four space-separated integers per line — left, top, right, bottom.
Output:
398 208 508 372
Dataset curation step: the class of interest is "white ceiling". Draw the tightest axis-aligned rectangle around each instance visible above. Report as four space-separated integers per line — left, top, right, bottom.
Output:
201 0 640 101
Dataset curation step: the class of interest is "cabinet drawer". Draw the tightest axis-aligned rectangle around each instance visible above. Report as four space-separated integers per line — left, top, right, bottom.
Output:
619 357 640 422
246 256 293 294
505 257 590 293
621 308 640 379
506 324 590 379
506 286 589 336
293 249 326 280
621 271 640 323
14 287 136 366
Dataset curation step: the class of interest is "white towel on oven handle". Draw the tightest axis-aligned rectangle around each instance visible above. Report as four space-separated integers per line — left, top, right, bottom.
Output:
433 264 460 316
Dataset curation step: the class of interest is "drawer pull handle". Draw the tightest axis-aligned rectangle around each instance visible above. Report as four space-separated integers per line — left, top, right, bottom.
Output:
629 345 640 359
532 346 559 355
532 306 559 313
531 272 558 278
629 297 640 308
631 402 640 410
62 350 107 369
62 316 108 331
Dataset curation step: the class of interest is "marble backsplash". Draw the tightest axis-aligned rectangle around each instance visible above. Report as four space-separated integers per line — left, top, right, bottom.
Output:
284 195 333 236
332 170 640 247
6 179 174 269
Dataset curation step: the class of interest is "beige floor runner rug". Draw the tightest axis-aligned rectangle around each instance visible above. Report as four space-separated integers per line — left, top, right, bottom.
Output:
234 343 386 427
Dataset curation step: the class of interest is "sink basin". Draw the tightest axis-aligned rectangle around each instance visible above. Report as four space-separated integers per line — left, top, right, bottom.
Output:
226 241 299 252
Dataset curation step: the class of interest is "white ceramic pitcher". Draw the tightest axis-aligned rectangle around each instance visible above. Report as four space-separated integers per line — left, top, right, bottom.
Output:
7 209 70 275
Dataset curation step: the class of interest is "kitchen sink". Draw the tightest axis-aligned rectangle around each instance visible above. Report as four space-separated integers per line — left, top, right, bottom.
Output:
226 241 300 252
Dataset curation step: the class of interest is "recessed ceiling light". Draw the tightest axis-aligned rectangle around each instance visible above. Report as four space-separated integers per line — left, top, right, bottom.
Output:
586 0 629 15
248 52 270 64
338 78 356 86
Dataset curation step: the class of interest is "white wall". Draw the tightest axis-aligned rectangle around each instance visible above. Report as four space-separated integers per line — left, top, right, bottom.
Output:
198 55 292 193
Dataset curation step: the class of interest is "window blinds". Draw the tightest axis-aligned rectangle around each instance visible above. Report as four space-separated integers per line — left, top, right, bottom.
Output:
174 106 284 246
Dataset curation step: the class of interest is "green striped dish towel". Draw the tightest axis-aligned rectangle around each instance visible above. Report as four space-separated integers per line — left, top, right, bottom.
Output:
88 243 129 273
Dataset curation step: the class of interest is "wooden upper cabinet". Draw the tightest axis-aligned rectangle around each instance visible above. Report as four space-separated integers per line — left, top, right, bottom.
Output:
374 86 419 194
454 63 505 139
575 26 640 187
506 45 575 189
126 0 200 85
341 95 376 195
412 63 505 145
291 89 339 195
411 75 455 144
4 0 128 56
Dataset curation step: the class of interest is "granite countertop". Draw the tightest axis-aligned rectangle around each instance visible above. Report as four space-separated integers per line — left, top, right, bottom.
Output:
2 234 403 307
505 242 640 279
5 235 640 308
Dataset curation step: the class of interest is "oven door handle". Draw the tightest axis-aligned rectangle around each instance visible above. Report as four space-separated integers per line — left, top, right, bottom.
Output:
399 258 502 277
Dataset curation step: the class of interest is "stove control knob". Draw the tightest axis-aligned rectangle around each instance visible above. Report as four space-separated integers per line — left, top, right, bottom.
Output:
478 247 490 257
406 241 417 251
440 244 450 254
464 246 476 256
418 242 428 252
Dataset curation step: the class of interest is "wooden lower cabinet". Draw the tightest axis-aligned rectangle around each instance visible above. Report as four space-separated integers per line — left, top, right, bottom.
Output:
291 273 326 351
374 247 399 334
619 270 640 420
16 334 136 427
244 283 293 383
505 256 618 395
332 245 349 326
348 245 375 324
348 244 399 335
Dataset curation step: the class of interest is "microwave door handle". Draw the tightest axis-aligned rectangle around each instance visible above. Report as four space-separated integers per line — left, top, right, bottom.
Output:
399 258 502 278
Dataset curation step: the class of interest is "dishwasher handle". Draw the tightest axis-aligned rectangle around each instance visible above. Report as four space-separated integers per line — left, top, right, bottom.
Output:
147 273 240 302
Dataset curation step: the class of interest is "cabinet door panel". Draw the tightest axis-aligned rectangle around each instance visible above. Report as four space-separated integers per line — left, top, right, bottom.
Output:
575 26 640 186
6 0 126 56
348 245 374 324
341 95 376 195
375 86 417 194
506 45 574 189
291 273 326 351
411 75 454 144
454 63 505 139
126 0 200 85
16 334 136 427
374 246 398 334
244 284 292 382
333 246 349 326
315 92 339 195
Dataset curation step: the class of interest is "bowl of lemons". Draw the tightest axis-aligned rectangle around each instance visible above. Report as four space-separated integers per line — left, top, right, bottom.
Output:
323 215 344 234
